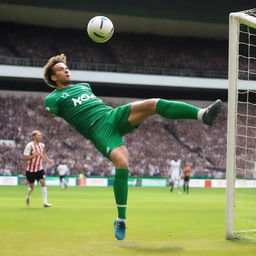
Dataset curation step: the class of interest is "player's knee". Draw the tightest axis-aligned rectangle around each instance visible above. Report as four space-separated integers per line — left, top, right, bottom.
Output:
145 98 160 112
39 179 46 187
113 156 129 169
110 149 129 169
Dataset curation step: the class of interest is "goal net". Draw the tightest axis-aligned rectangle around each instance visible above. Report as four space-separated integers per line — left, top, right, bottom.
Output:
226 8 256 240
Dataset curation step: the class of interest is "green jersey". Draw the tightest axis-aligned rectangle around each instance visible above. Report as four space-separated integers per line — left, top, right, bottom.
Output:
45 83 113 138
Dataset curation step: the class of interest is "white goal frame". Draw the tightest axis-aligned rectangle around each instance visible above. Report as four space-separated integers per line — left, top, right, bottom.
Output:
226 9 256 240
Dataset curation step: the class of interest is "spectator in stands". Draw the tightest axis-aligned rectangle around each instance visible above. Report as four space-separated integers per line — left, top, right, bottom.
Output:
0 22 228 78
0 94 228 178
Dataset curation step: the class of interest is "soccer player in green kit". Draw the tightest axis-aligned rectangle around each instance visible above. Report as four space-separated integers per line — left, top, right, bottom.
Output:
44 54 222 240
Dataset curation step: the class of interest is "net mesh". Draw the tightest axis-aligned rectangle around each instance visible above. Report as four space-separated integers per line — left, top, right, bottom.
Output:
234 11 256 239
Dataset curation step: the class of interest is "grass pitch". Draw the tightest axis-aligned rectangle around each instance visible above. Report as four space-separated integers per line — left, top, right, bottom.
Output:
0 186 255 256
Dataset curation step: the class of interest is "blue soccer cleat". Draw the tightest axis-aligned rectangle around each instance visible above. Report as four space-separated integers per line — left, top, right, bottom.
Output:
114 219 126 240
202 99 222 126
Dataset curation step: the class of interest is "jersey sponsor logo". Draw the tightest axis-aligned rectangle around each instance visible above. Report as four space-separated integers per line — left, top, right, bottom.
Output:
72 93 96 106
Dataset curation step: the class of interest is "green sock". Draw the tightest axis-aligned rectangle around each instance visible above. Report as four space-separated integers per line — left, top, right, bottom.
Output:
113 169 128 219
156 99 200 120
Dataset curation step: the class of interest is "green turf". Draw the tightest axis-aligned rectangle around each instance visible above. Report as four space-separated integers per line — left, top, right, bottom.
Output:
0 186 255 256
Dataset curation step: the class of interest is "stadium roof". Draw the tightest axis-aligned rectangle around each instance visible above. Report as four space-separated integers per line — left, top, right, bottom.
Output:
0 0 255 39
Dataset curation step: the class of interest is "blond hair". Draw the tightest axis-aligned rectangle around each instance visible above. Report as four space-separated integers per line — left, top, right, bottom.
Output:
43 54 67 88
31 130 41 137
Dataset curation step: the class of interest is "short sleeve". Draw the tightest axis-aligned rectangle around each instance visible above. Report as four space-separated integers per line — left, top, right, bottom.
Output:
23 143 32 156
41 143 45 151
45 95 59 116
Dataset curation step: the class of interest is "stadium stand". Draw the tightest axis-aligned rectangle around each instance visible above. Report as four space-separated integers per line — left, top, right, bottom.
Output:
0 22 228 78
0 94 227 178
0 21 230 178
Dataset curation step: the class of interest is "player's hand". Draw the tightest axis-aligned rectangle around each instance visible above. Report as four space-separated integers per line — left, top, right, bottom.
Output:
47 159 54 164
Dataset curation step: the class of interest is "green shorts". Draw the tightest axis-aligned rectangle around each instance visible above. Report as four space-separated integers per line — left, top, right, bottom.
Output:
89 104 135 159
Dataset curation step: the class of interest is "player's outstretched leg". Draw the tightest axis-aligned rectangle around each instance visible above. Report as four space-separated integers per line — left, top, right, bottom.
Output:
155 99 222 126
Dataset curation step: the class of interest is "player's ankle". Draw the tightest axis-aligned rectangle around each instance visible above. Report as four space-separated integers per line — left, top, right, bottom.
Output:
197 108 206 121
117 217 126 222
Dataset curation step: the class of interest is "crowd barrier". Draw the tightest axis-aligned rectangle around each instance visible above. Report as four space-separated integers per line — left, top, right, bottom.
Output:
0 176 255 188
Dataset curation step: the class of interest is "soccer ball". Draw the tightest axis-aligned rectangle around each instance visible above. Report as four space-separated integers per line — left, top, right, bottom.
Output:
87 16 114 43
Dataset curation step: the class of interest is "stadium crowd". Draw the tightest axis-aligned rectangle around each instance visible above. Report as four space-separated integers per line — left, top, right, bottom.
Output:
0 22 228 78
0 94 229 178
1 22 255 179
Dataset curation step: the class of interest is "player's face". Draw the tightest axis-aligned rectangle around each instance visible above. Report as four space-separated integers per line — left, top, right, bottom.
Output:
34 132 42 142
51 63 71 86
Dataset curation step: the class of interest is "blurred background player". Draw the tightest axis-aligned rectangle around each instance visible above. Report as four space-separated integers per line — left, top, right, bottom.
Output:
56 161 70 189
167 157 182 192
183 161 192 194
23 130 53 207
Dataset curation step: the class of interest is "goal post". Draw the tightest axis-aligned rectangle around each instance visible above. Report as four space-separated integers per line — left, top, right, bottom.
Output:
226 9 256 240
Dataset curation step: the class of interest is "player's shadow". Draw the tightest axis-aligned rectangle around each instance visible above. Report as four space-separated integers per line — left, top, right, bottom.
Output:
119 243 182 254
20 207 46 211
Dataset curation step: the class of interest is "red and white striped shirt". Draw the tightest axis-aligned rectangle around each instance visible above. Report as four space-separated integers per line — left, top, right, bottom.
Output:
24 142 45 172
